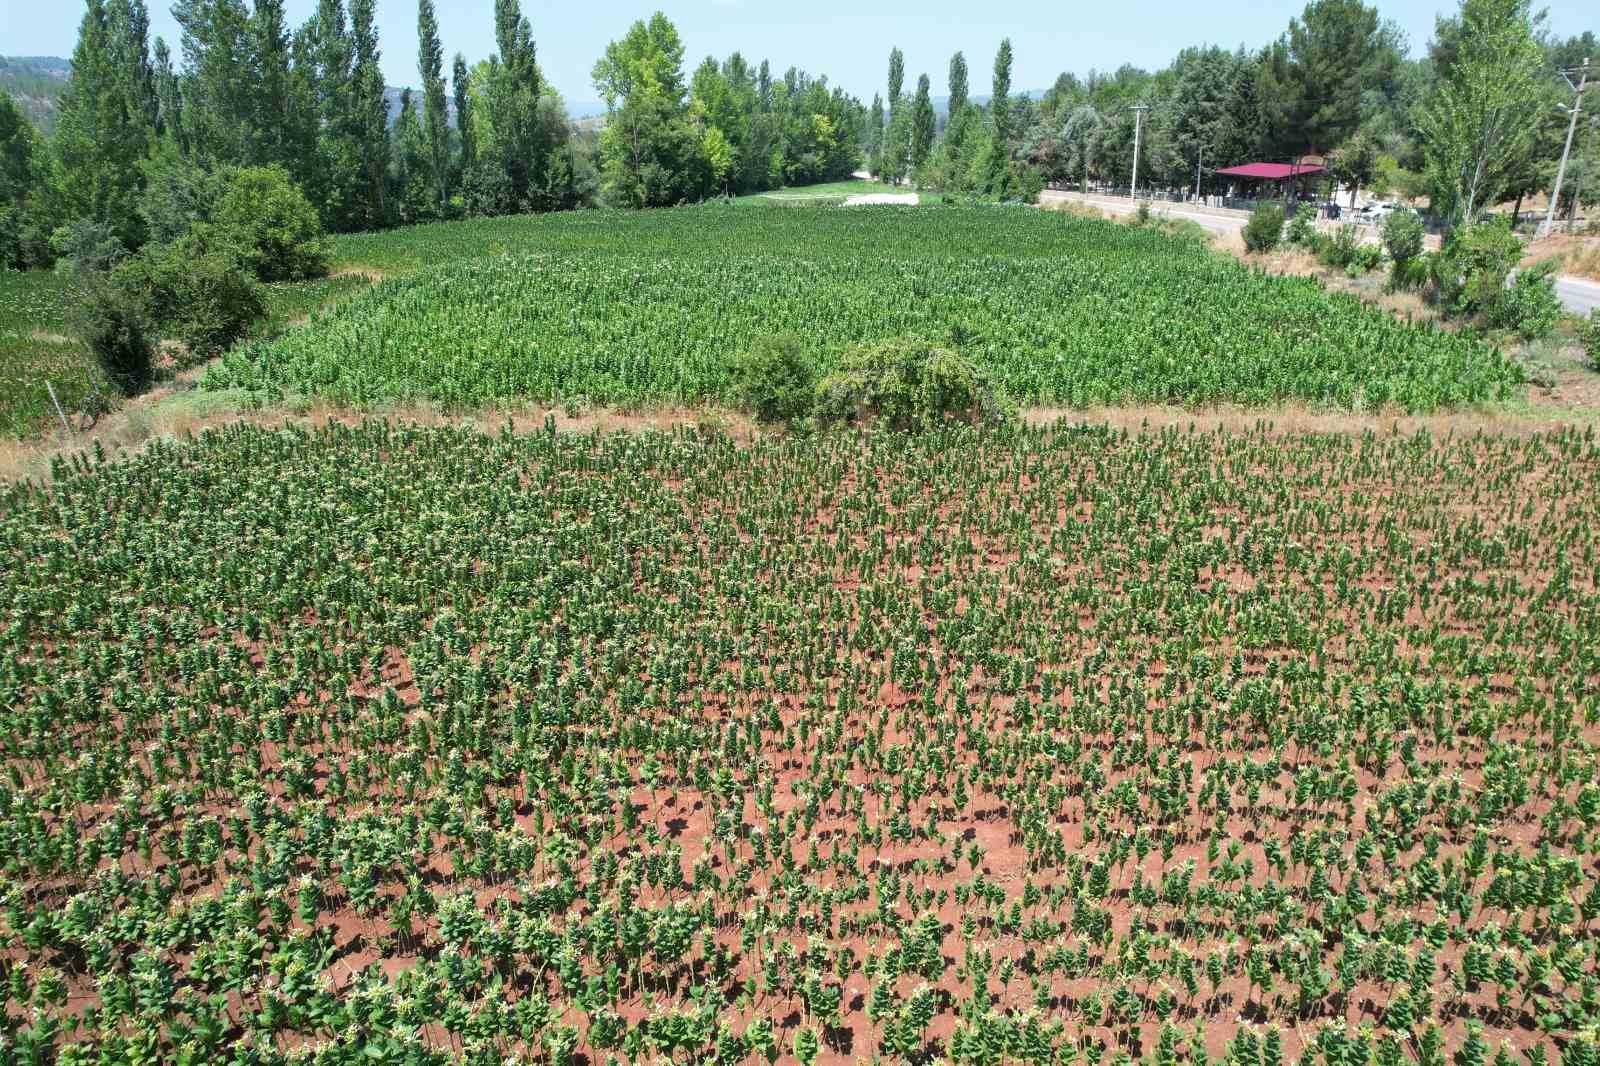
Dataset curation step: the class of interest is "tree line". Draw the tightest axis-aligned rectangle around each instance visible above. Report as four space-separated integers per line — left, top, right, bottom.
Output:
869 0 1595 224
0 1 869 270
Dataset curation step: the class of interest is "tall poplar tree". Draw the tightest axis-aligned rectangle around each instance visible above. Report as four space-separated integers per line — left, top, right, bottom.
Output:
911 74 935 168
452 55 476 174
417 0 451 211
992 38 1014 142
55 0 152 246
947 52 969 119
349 0 389 225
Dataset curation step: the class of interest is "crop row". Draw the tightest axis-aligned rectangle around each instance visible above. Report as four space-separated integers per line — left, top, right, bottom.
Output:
1 420 1596 1064
206 207 1522 412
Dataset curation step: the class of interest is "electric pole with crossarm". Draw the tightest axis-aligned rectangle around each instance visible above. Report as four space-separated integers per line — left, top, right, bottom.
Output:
1130 104 1149 199
1541 57 1588 237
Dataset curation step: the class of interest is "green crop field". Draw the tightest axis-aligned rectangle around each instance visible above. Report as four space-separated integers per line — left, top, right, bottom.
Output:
0 271 109 437
3 419 1598 1063
209 205 1521 413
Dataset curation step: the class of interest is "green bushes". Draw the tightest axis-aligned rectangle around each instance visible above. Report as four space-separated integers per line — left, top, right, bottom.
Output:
1382 210 1425 267
68 274 155 396
208 166 331 282
1485 261 1561 341
732 333 817 424
813 337 1013 431
124 237 266 360
1287 204 1318 245
1581 313 1600 369
1242 203 1285 253
1433 220 1560 339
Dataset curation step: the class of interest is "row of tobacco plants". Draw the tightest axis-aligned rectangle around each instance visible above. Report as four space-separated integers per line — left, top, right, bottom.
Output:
204 205 1523 413
1 419 1598 1064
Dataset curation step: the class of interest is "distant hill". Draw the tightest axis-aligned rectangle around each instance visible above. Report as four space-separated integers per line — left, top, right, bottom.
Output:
0 56 71 134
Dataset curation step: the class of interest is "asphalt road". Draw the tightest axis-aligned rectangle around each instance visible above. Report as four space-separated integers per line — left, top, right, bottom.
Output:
1040 191 1599 316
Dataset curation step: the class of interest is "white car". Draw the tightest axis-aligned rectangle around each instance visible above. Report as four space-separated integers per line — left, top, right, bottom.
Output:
1357 201 1400 223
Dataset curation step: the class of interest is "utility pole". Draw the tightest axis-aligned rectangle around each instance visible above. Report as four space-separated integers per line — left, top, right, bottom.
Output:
1194 144 1204 202
1541 57 1588 238
1129 105 1148 199
1570 109 1597 229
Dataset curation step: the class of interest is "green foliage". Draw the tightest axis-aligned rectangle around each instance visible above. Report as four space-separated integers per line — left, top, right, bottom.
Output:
1313 225 1382 274
1381 210 1426 266
1484 260 1561 340
1242 203 1286 253
117 236 266 361
50 219 128 275
1417 0 1547 225
1 418 1597 1057
67 269 154 396
1286 204 1318 245
1579 313 1600 370
732 333 817 424
208 206 1521 412
813 336 1013 430
208 166 331 283
1388 253 1434 292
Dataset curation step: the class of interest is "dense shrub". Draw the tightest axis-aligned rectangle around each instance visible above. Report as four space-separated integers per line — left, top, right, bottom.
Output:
1434 221 1560 338
51 220 129 275
1389 253 1433 292
117 236 265 361
813 337 1013 431
1287 203 1318 245
1485 260 1562 340
732 333 817 424
1581 313 1600 369
1242 203 1285 253
68 273 155 396
1382 210 1425 266
209 166 331 282
1433 220 1522 320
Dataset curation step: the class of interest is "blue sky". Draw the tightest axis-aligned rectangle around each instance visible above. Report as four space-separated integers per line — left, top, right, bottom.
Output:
5 0 1594 105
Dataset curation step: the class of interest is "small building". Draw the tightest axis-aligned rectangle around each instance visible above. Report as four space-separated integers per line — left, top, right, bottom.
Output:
1214 162 1327 203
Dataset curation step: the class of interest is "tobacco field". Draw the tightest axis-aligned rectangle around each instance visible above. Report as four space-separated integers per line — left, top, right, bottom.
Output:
204 207 1522 412
2 420 1597 1065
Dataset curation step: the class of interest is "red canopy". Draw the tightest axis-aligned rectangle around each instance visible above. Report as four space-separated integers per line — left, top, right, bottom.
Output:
1214 162 1325 180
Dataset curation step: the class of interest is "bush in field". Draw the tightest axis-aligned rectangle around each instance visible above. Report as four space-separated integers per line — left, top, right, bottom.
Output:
1434 221 1560 339
732 333 817 424
1382 210 1425 267
1433 220 1521 320
1242 203 1285 253
68 273 155 396
814 336 1013 430
209 166 331 282
1485 260 1561 340
1581 313 1600 369
1287 203 1318 245
117 235 265 361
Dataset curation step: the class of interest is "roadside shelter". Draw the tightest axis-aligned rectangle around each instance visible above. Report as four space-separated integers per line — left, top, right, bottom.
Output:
1214 161 1326 203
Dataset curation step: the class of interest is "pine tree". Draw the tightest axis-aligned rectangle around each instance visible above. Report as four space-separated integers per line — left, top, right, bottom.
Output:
417 0 451 212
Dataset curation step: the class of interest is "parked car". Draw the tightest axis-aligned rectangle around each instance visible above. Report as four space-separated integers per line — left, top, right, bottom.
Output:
1356 200 1402 224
